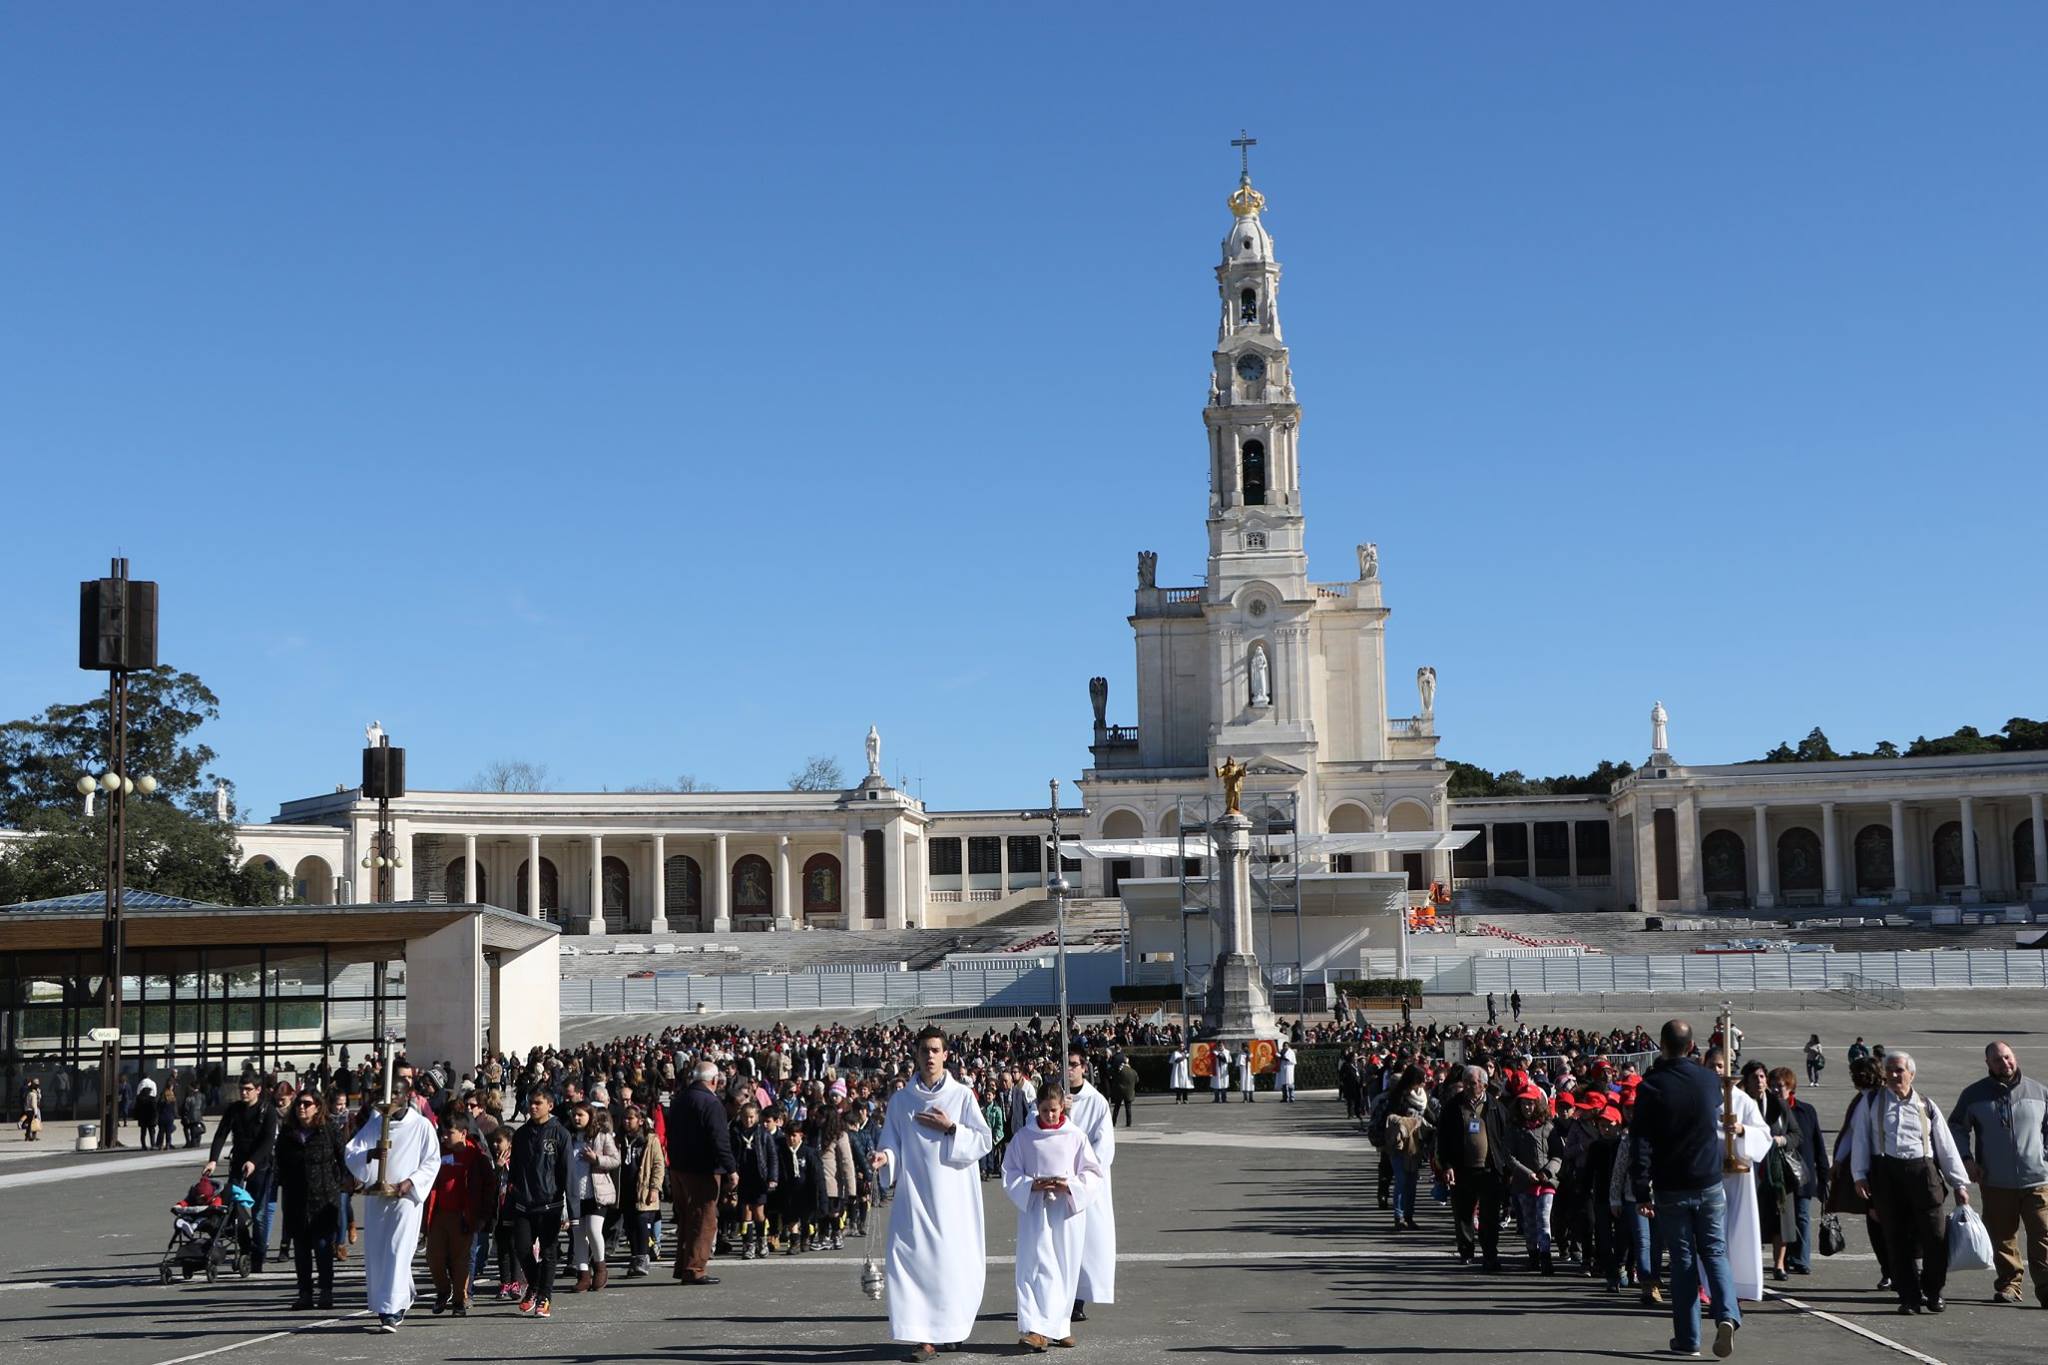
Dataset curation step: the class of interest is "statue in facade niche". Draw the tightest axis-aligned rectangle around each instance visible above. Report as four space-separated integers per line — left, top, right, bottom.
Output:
1357 542 1379 580
215 779 231 823
1651 701 1669 755
1249 642 1272 707
1417 666 1436 717
1088 676 1109 729
866 725 882 779
1137 550 1158 589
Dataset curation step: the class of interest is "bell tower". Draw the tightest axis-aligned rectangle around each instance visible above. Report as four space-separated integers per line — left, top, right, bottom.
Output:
1205 135 1307 603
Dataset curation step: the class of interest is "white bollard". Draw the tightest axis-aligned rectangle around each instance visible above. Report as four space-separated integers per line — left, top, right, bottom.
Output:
76 1121 100 1152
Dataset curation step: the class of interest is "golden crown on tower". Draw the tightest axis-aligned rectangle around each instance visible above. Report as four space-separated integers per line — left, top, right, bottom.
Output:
1228 179 1266 218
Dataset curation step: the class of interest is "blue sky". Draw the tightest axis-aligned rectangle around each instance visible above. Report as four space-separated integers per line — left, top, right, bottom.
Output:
3 6 2043 817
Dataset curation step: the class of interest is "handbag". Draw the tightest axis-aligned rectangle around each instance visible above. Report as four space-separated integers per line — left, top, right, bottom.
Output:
1818 1213 1846 1257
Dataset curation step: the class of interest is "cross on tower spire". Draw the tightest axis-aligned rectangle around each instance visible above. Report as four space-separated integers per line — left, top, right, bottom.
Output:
1231 129 1257 185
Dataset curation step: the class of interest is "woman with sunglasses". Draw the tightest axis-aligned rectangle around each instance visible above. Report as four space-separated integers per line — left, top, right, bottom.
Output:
277 1089 348 1310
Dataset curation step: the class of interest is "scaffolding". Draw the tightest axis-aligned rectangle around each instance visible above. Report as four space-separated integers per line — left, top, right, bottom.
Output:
1174 789 1305 1034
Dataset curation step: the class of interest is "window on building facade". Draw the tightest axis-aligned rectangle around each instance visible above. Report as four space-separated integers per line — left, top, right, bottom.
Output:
862 829 885 917
967 836 1002 874
1575 822 1612 878
1242 440 1266 505
1006 834 1042 874
1246 531 1267 549
1240 287 1257 322
928 837 962 875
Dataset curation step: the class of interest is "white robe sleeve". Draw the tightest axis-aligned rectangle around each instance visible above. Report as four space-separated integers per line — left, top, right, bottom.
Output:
1080 1087 1115 1169
1731 1091 1771 1166
399 1117 441 1206
1001 1128 1038 1212
1063 1128 1105 1215
343 1116 381 1185
940 1085 993 1167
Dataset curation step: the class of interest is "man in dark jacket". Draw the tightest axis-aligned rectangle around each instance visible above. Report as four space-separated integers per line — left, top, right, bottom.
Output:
203 1077 280 1272
1433 1064 1506 1270
506 1088 570 1316
1630 1020 1739 1360
668 1061 738 1285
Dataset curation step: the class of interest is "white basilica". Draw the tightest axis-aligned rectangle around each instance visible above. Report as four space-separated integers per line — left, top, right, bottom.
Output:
1077 164 1454 898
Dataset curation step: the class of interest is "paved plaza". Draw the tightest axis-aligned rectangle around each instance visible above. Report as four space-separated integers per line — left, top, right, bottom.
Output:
6 992 2045 1365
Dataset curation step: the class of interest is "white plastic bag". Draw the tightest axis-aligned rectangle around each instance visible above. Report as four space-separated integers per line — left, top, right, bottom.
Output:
1947 1205 1993 1273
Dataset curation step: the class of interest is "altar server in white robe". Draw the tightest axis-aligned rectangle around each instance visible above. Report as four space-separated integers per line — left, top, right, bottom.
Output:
1065 1048 1118 1319
343 1082 444 1331
1237 1045 1258 1101
1210 1044 1233 1102
872 1025 994 1362
1708 1047 1773 1302
1003 1085 1104 1350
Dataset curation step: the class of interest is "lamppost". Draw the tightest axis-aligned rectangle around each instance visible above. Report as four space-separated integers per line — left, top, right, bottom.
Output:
358 727 406 1047
1047 778 1070 1081
77 557 158 1143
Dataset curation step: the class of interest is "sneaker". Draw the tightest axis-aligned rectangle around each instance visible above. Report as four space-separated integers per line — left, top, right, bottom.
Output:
1713 1319 1736 1358
517 1296 537 1315
1994 1288 2022 1304
372 1314 400 1333
535 1298 552 1319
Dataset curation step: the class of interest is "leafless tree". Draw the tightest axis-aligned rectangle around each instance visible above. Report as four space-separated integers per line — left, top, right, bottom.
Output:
468 759 551 792
624 774 717 792
786 755 845 792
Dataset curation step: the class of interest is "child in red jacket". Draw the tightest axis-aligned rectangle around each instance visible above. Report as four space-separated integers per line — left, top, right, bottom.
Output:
424 1111 495 1315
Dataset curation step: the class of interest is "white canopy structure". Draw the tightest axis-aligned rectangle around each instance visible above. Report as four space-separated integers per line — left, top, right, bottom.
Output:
1072 830 1477 861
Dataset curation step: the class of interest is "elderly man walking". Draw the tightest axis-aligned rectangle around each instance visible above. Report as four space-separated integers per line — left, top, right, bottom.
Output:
668 1061 737 1286
1631 1020 1740 1359
1950 1041 2048 1307
1435 1064 1505 1271
1852 1050 1972 1315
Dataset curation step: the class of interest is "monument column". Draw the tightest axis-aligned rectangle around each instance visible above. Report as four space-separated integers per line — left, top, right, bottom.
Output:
1205 810 1277 1040
1752 805 1775 910
1567 822 1579 882
527 834 541 917
1526 821 1537 880
1821 802 1842 907
464 834 478 903
1483 823 1495 880
2027 794 2048 902
1960 796 1981 904
774 835 794 931
1889 801 1911 905
587 833 606 935
711 833 731 932
651 833 668 933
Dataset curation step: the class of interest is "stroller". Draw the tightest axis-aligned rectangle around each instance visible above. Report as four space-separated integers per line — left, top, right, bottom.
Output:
158 1175 254 1284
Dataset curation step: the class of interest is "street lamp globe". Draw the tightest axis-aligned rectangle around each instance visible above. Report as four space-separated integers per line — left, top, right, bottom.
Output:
76 775 97 796
120 776 135 795
100 772 121 792
135 775 157 795
360 855 373 869
1048 876 1071 897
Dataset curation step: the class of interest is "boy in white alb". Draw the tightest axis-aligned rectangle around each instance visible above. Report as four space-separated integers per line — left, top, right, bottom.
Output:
1003 1085 1104 1351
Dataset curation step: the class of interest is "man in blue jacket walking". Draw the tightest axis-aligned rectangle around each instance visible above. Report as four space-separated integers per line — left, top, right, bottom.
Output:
1630 1020 1740 1359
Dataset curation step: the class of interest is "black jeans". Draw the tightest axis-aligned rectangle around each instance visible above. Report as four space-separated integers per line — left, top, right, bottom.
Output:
513 1207 563 1301
293 1205 339 1302
1869 1156 1949 1308
1450 1167 1501 1262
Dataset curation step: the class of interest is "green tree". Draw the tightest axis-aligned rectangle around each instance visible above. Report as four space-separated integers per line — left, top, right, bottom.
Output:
0 667 227 825
1794 727 1839 762
1906 725 2001 758
1999 717 2048 752
0 802 285 906
0 668 284 906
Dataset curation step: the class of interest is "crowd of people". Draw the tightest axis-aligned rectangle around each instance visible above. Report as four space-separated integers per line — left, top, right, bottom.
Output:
52 1000 2044 1358
1343 1021 2047 1357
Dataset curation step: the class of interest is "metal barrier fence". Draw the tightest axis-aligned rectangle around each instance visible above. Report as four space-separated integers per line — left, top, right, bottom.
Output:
558 955 1126 1016
1455 950 2048 996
